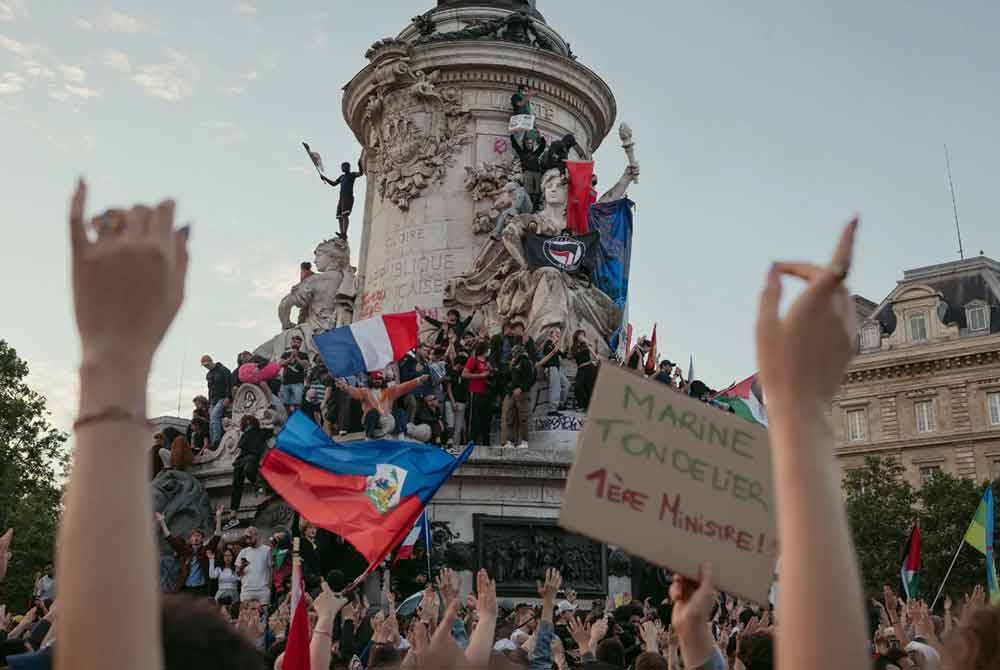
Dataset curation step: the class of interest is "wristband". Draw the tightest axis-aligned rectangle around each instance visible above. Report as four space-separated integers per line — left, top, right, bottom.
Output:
74 406 152 430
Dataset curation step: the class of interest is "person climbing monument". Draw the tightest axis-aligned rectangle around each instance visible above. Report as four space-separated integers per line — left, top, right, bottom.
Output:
511 84 532 116
321 161 363 240
511 133 546 210
540 133 586 175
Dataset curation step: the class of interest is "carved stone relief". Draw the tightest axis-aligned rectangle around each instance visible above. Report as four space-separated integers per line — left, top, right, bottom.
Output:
474 515 607 597
362 41 473 210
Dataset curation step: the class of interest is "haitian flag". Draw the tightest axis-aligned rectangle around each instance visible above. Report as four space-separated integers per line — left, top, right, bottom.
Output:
588 198 634 350
260 412 473 580
523 231 600 276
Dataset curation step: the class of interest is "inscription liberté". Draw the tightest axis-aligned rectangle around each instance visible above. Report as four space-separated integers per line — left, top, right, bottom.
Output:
585 383 772 555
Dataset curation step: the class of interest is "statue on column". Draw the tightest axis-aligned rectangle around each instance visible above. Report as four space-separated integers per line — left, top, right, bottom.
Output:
254 238 356 360
445 127 639 353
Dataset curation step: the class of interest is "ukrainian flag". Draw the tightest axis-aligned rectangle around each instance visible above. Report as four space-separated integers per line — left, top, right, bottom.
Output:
964 486 1000 604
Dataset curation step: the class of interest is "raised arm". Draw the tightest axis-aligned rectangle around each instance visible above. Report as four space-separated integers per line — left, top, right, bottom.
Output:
321 174 343 188
311 580 347 670
155 512 171 539
336 379 366 400
390 374 429 400
755 218 868 670
531 568 561 670
57 181 187 670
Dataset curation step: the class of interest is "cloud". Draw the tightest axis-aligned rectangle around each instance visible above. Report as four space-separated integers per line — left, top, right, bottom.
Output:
234 2 258 16
0 71 23 94
203 120 248 144
97 8 147 32
82 134 97 150
74 18 93 30
101 49 130 73
286 166 310 175
59 64 86 83
132 50 198 101
0 0 27 22
0 33 35 56
25 359 79 437
309 31 329 51
0 35 99 102
214 253 298 302
64 84 99 99
223 85 245 95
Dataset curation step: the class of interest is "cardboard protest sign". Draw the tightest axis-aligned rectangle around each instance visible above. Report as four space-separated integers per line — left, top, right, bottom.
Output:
559 364 777 604
509 114 536 132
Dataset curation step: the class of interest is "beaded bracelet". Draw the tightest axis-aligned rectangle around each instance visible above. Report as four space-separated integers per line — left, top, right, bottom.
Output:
73 406 153 430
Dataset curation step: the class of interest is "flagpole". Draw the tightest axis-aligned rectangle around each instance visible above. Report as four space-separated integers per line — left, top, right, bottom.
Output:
931 541 965 610
425 511 433 583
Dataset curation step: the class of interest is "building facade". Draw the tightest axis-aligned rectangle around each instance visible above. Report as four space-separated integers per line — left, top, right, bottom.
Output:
834 256 1000 488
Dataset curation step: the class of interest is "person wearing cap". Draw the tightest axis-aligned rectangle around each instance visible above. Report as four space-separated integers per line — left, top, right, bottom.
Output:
337 371 428 438
654 359 675 386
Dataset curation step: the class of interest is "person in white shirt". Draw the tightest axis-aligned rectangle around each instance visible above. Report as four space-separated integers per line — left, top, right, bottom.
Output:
207 546 240 602
235 526 271 604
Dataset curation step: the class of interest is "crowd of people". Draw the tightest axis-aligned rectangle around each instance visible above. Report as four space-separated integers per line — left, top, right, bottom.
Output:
6 185 1000 670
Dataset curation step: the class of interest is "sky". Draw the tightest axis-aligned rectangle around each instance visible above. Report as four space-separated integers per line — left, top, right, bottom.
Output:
1 0 998 437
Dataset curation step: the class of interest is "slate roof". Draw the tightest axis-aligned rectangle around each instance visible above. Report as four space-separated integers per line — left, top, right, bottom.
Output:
865 256 1000 336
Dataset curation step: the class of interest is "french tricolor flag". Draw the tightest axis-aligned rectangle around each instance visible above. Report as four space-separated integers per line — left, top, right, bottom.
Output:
313 311 419 378
395 510 430 563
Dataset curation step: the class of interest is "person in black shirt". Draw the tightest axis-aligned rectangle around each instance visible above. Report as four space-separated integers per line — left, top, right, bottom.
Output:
571 329 598 411
228 415 270 524
500 344 535 449
416 306 475 349
321 161 363 240
408 394 446 445
279 335 310 412
201 355 232 447
444 353 470 446
511 134 546 210
537 326 569 416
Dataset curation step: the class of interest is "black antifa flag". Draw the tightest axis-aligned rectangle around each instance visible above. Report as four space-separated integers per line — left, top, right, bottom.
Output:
523 231 600 278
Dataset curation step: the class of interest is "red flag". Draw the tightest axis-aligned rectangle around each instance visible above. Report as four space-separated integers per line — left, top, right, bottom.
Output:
625 323 633 358
566 161 595 235
283 553 310 670
644 323 658 375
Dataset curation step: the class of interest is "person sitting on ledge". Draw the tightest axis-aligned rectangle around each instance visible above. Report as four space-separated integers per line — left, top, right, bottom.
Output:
337 370 428 439
238 354 286 392
406 393 447 446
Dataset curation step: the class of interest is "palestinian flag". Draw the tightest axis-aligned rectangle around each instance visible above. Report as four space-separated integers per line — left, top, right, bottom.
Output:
900 525 920 600
715 374 768 427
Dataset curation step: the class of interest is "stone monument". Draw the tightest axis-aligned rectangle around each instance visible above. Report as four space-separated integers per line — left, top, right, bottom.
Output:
158 0 647 601
342 0 616 323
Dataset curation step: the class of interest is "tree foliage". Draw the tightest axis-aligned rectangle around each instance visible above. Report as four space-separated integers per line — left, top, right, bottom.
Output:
844 456 999 603
0 340 68 607
843 457 919 593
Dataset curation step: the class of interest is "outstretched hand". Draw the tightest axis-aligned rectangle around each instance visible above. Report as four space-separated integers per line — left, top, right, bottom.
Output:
70 179 188 371
756 218 858 415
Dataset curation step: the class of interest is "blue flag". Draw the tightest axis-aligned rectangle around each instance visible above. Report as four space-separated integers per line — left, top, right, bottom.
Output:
588 198 634 350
